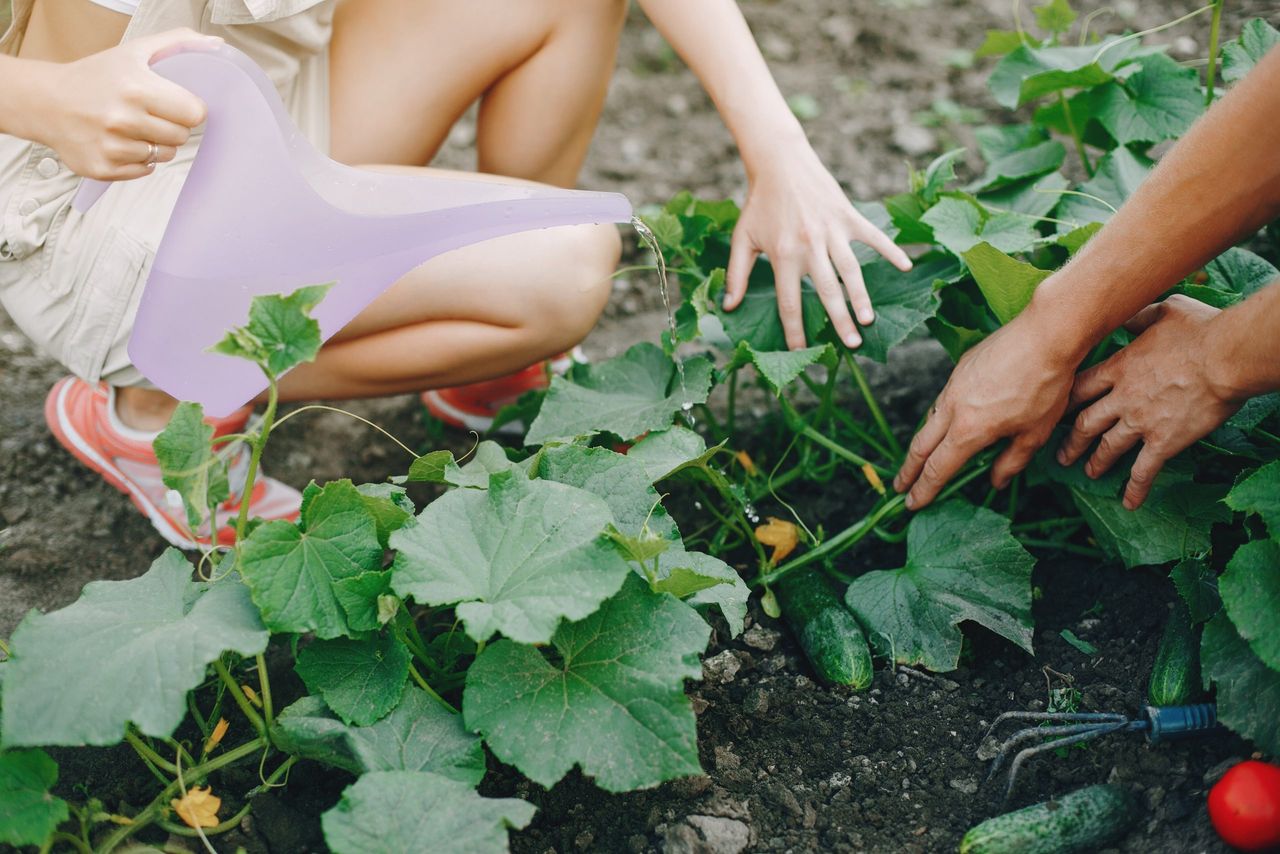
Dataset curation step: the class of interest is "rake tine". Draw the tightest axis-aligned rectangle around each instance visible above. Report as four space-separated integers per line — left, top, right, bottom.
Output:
1001 722 1133 801
983 723 1118 785
983 710 1128 741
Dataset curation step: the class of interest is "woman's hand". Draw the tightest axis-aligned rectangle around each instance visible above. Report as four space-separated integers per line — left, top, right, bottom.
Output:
1057 295 1242 509
19 29 221 181
722 142 912 351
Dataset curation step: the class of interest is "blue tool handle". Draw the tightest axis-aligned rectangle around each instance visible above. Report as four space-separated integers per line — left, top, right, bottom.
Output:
1143 704 1218 742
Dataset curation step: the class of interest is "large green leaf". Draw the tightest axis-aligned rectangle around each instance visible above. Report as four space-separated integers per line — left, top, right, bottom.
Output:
657 549 750 636
463 575 709 791
707 265 830 353
1093 54 1203 145
153 402 230 530
1056 147 1151 229
727 342 833 392
391 473 629 644
1202 612 1280 755
322 771 535 854
240 479 383 639
332 570 395 634
974 123 1048 161
962 242 1051 324
844 501 1035 672
210 283 332 375
443 442 526 489
525 343 712 445
533 444 679 542
1207 248 1280 299
856 257 959 362
626 427 726 483
353 483 414 548
921 196 1040 257
1171 558 1221 625
965 140 1065 193
295 634 410 727
1 550 268 747
1219 540 1280 671
0 750 68 848
980 171 1068 219
987 37 1142 108
273 689 484 783
1226 461 1280 538
1222 18 1280 83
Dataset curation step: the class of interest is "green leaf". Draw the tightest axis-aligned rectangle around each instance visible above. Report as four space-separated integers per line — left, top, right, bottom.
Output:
534 444 678 541
962 242 1051 324
974 124 1048 161
1206 248 1279 298
917 148 967 203
295 634 410 726
856 257 960 362
391 473 629 644
443 441 524 489
210 283 332 374
353 482 413 548
1057 221 1103 254
1 550 268 747
1171 558 1221 624
1219 540 1280 671
926 316 986 361
1228 392 1280 432
975 30 1038 59
1057 147 1152 229
706 264 830 353
0 750 68 848
844 501 1035 671
1093 54 1204 145
463 575 709 791
322 771 535 854
406 450 456 484
1202 612 1280 755
965 139 1065 192
980 171 1068 219
240 480 383 639
1033 0 1076 35
525 343 712 445
1225 461 1280 539
332 570 395 633
728 342 832 391
921 196 1040 257
987 37 1141 109
626 427 726 483
1059 629 1097 655
274 689 485 782
1222 18 1280 83
657 549 749 636
153 402 230 530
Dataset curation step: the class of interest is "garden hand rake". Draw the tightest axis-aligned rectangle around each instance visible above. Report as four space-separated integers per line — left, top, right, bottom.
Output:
983 703 1219 800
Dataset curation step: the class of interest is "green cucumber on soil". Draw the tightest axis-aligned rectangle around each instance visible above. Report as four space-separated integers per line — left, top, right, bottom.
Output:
775 568 873 688
1148 600 1201 707
959 784 1137 854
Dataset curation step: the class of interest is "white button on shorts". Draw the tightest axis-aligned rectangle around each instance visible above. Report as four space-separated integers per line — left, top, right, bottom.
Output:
36 157 59 178
18 198 37 216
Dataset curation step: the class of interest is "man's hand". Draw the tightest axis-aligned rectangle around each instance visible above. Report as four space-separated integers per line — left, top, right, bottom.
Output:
1058 295 1242 510
893 315 1078 509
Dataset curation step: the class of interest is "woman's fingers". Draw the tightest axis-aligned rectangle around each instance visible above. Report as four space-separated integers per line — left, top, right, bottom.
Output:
830 238 874 326
808 252 861 348
851 213 912 272
772 253 808 349
723 230 759 312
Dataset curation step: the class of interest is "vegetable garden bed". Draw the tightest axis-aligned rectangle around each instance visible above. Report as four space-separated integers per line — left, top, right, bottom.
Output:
2 1 1278 852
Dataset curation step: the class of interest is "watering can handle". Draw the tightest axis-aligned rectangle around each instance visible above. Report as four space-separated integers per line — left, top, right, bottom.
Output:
72 39 222 214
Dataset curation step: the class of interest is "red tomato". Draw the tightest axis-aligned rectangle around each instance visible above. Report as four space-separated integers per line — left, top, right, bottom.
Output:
1208 760 1280 852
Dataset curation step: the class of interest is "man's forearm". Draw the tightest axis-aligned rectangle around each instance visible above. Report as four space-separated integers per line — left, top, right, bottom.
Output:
634 0 808 175
1206 279 1280 401
1022 46 1280 363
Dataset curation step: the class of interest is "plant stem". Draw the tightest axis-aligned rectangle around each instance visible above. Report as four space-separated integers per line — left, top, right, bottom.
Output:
235 374 278 544
51 833 92 854
213 659 266 738
726 370 738 435
124 730 178 776
254 654 274 730
780 398 891 477
845 353 902 458
408 663 458 713
830 407 895 461
1204 0 1225 105
1058 92 1094 176
1018 537 1106 558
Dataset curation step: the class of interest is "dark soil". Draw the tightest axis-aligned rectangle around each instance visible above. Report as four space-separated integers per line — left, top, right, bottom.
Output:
1 0 1271 851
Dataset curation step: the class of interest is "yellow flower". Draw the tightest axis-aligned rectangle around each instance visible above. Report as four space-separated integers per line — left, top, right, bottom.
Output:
755 517 799 564
171 786 221 829
861 463 886 496
203 718 229 755
241 684 262 708
734 450 758 477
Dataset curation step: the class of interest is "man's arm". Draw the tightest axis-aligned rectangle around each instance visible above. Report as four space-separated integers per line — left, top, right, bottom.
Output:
894 46 1280 510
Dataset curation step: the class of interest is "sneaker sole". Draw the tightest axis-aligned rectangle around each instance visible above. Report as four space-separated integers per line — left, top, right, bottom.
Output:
423 389 524 437
45 380 202 551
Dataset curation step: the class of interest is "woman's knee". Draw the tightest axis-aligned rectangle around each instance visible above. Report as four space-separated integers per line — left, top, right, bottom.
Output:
525 222 620 350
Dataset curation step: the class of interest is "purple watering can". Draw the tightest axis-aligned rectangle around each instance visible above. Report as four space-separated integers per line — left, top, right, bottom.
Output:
74 43 632 417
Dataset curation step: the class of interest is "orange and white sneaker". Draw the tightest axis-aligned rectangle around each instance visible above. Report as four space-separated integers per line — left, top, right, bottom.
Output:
422 348 584 435
44 377 302 550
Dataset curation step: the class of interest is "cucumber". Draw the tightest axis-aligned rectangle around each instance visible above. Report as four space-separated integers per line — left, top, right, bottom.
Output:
960 784 1137 854
1148 599 1200 706
775 568 873 688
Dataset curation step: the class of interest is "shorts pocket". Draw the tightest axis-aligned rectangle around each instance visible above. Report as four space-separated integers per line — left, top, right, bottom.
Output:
208 0 327 24
62 228 151 384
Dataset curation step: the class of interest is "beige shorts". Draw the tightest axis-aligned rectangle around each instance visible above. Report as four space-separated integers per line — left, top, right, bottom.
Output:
0 0 333 387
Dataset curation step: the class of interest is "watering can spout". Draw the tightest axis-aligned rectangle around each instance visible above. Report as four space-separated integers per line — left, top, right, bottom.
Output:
74 43 631 416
